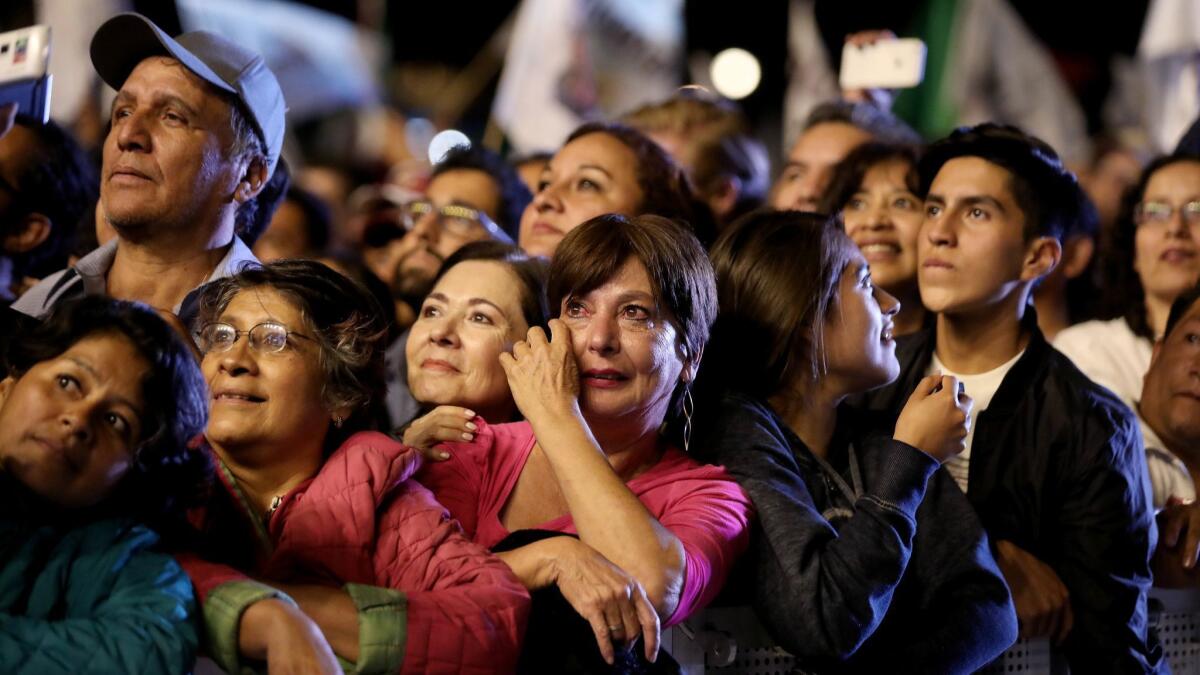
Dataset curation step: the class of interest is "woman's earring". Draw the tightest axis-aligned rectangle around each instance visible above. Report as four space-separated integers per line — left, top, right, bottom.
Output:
682 385 694 453
333 415 344 429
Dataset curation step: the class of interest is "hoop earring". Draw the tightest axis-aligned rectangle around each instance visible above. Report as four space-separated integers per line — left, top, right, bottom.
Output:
682 385 694 453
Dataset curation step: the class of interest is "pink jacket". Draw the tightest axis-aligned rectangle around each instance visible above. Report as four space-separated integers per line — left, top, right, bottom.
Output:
183 431 529 674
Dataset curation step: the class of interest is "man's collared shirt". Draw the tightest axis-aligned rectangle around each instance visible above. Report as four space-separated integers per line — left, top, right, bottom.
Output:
1138 408 1196 509
11 236 259 327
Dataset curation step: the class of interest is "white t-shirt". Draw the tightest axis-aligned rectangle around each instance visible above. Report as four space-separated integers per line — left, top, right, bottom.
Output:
1138 410 1196 509
927 350 1025 493
1053 317 1153 413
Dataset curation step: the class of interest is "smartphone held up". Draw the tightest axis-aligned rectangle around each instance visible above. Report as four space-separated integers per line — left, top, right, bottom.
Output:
839 38 927 91
0 25 51 124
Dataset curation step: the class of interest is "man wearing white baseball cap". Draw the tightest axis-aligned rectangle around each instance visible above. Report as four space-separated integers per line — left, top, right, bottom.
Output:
14 12 286 326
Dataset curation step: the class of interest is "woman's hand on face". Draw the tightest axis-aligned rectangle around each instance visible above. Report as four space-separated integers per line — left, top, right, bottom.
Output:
499 319 582 423
243 599 342 675
550 537 661 666
894 373 974 463
402 405 478 462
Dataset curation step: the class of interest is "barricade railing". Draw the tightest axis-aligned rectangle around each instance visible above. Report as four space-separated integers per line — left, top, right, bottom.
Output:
668 588 1200 675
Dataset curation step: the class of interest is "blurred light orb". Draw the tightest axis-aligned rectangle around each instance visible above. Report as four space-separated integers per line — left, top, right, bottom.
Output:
710 48 761 100
428 129 471 164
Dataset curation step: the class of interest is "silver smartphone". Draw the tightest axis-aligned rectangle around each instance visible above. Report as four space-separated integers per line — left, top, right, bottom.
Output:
839 38 926 90
0 25 51 124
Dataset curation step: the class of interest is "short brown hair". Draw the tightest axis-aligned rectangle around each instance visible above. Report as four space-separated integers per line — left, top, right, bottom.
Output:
548 214 717 361
706 210 855 397
565 122 717 246
623 95 769 222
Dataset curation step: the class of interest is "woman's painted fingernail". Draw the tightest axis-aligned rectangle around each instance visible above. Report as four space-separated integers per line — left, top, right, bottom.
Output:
439 451 451 460
465 422 477 431
461 432 474 441
464 410 476 418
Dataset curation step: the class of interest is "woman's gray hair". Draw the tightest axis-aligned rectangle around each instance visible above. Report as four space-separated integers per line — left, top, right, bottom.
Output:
196 259 389 445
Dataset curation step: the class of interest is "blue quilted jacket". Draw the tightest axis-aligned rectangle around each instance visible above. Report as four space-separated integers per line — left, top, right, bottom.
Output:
0 490 198 675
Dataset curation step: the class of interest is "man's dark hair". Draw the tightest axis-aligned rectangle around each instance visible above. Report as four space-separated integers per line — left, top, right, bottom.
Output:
1165 284 1200 339
918 123 1082 241
5 295 210 539
5 116 98 278
432 146 531 241
236 156 290 246
803 100 923 147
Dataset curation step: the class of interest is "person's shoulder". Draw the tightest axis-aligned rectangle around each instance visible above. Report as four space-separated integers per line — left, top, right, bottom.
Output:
1039 346 1143 456
693 391 793 465
1043 345 1133 413
321 431 420 494
1054 317 1143 354
10 267 74 317
55 518 166 570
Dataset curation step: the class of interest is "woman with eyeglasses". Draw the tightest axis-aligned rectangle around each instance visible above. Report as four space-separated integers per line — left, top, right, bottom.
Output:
820 142 929 338
0 296 208 674
1055 153 1200 507
180 260 529 675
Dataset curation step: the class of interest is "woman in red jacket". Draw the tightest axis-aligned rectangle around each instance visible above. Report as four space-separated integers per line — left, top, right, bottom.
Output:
182 260 529 674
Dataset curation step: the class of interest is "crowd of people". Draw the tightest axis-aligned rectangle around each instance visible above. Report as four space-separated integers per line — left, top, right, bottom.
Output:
1 10 1199 675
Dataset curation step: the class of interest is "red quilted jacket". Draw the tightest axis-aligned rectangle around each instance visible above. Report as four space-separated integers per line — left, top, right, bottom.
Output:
183 431 530 673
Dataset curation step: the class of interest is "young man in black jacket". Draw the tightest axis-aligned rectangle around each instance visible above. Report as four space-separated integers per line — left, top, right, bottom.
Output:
854 124 1164 673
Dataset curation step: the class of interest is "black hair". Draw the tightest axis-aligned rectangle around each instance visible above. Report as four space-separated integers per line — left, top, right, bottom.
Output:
1166 284 1200 338
1062 193 1103 324
819 142 923 215
4 296 210 538
236 157 291 246
802 100 923 147
432 145 531 241
918 123 1082 241
5 116 98 278
433 240 550 332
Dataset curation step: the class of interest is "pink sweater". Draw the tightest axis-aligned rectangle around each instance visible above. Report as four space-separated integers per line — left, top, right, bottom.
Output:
417 419 753 625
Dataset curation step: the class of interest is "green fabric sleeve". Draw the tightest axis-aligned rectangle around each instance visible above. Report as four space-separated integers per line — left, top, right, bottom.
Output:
345 583 408 675
202 580 296 675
